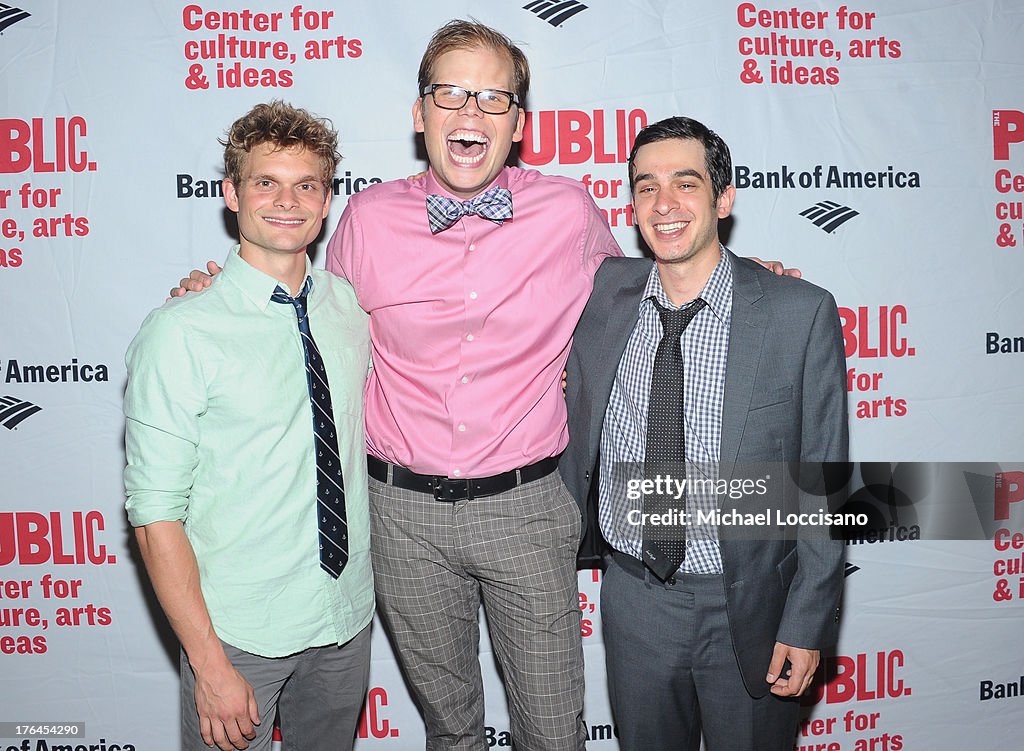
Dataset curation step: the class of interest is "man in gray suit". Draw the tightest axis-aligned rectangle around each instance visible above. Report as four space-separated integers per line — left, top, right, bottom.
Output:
560 116 847 751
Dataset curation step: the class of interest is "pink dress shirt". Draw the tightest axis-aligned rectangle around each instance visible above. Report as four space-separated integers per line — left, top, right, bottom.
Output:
326 166 621 478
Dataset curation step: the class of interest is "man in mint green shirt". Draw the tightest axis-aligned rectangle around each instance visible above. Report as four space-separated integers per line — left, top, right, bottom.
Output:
124 102 372 751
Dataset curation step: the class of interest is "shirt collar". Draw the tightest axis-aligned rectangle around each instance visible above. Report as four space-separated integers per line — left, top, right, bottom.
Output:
641 244 733 324
422 166 511 200
220 245 313 312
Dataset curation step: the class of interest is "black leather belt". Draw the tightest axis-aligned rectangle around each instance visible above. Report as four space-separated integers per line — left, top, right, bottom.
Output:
367 455 559 502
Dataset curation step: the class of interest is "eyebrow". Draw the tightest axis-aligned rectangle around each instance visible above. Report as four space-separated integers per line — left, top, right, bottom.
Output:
634 168 705 183
250 173 321 184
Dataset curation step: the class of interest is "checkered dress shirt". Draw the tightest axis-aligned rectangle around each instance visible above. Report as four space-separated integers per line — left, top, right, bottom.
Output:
599 249 733 574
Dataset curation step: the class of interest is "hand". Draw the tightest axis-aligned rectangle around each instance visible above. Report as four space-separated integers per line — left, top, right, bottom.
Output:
749 256 802 279
766 641 819 697
192 656 261 749
169 260 222 299
561 369 568 396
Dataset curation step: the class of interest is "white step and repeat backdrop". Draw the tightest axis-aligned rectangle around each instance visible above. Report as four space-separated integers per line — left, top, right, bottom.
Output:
3 1 1024 749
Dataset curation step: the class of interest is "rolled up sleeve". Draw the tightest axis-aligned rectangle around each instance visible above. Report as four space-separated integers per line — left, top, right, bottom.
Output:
124 308 207 527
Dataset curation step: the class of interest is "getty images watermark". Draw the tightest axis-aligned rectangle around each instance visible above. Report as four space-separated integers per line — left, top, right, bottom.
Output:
624 471 867 533
604 462 1024 544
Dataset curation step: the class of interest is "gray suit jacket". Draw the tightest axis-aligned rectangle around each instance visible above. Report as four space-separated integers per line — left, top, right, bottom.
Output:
560 250 847 697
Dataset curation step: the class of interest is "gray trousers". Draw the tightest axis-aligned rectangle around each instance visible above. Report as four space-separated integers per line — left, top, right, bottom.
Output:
369 471 585 751
180 626 371 751
602 556 799 751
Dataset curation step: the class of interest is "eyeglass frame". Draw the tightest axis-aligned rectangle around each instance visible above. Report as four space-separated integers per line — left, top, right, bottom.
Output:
419 83 521 115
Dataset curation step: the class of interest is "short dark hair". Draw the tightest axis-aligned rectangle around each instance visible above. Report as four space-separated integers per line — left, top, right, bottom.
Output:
222 100 340 191
417 19 530 104
628 116 733 199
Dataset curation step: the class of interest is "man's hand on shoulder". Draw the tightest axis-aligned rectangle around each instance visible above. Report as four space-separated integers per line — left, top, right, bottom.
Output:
749 256 802 279
766 641 819 697
192 651 261 750
168 260 222 300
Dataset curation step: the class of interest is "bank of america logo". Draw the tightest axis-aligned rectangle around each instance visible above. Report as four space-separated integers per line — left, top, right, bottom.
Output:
523 0 589 27
0 4 31 33
844 562 860 578
1 395 41 429
800 201 859 233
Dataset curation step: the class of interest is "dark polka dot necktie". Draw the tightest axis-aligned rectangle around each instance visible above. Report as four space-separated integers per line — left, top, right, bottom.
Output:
272 278 348 578
642 297 707 581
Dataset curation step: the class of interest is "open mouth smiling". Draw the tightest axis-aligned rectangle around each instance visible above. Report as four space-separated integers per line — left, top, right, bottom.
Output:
447 129 489 165
653 221 689 233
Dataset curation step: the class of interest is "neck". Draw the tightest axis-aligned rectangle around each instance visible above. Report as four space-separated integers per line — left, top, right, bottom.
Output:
656 243 721 306
239 245 308 296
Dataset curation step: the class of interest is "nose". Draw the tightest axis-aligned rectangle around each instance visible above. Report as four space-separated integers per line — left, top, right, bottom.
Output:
274 186 300 209
653 188 679 215
458 92 484 116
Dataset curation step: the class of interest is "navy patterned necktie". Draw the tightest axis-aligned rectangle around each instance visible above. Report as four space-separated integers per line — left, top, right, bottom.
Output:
642 297 707 581
426 186 513 234
271 278 348 578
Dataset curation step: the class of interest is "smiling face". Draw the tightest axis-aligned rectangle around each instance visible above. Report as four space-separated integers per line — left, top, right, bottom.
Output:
223 142 331 262
412 46 526 199
631 137 735 268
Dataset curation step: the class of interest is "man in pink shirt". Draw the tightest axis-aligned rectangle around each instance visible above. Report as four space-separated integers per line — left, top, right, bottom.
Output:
331 21 619 751
180 20 617 749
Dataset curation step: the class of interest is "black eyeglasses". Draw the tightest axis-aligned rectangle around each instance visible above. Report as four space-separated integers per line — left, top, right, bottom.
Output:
420 84 521 115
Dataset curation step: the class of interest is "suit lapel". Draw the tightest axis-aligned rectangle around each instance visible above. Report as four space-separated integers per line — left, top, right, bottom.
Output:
720 253 767 476
584 261 651 449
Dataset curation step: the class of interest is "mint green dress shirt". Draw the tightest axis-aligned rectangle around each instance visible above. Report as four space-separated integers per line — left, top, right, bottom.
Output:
124 246 372 657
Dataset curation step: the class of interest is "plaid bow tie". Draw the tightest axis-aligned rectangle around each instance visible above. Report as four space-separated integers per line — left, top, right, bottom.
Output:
426 187 513 234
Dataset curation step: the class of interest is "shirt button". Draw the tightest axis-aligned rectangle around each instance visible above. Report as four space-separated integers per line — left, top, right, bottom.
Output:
466 333 474 342
458 423 466 432
461 376 469 384
469 291 478 300
453 469 462 477
468 244 476 251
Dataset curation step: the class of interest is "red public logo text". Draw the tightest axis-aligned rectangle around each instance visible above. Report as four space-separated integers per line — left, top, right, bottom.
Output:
520 109 647 166
0 511 115 565
804 650 910 706
356 687 399 739
0 117 97 173
995 472 1024 521
993 110 1024 161
839 305 914 359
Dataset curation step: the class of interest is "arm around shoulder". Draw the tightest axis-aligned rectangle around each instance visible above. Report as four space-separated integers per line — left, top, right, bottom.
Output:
578 185 624 274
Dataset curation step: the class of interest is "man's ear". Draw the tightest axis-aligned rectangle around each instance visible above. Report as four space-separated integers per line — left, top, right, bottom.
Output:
223 179 239 213
320 189 331 220
511 107 526 143
413 97 425 134
717 185 736 219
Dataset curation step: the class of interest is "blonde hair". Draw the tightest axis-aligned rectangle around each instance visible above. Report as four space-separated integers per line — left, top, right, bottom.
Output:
417 20 530 103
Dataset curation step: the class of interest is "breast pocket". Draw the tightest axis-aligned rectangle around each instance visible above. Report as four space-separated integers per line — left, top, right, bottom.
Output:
742 384 796 461
749 384 792 412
